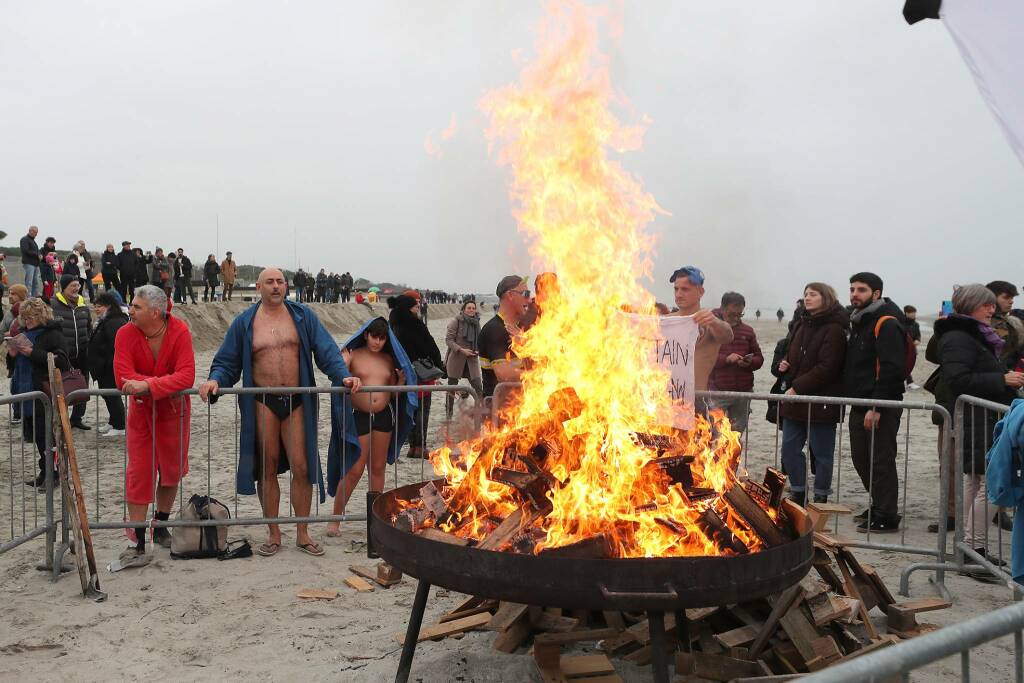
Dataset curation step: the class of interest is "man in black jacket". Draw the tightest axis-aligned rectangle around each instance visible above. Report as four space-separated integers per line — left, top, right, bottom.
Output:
175 248 198 305
116 241 137 301
101 243 121 294
20 225 41 297
51 274 93 429
845 272 906 533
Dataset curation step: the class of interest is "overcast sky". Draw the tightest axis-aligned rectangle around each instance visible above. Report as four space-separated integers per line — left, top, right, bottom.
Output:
2 1 1021 311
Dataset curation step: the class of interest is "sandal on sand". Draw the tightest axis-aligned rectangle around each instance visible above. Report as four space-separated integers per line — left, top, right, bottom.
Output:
256 542 281 557
297 541 325 557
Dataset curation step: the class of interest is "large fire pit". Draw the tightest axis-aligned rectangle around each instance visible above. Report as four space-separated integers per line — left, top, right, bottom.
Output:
371 481 814 683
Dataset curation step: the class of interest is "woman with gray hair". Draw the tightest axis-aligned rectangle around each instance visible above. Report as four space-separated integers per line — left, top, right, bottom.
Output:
931 284 1024 576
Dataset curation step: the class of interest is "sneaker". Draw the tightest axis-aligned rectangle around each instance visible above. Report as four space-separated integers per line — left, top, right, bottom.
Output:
927 516 956 533
856 517 901 534
968 547 1008 569
812 494 829 504
853 508 870 522
70 421 92 431
103 428 126 437
11 416 21 424
788 491 806 507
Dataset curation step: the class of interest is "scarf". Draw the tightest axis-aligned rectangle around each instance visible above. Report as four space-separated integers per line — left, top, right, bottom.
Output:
457 312 480 351
848 298 886 325
951 313 1006 358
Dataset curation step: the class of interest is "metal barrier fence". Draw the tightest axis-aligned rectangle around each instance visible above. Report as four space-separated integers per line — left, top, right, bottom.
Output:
0 391 55 573
52 384 481 552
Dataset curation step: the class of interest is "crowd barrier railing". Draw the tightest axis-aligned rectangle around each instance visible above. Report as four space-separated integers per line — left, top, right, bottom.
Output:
52 384 481 561
949 395 1022 599
0 391 55 574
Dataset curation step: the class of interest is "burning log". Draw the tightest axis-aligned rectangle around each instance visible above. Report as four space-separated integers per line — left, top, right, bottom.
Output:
763 467 787 512
477 506 545 552
490 467 537 492
723 482 789 548
697 508 749 555
394 507 432 533
538 533 615 559
418 481 450 520
445 388 583 517
642 454 694 488
631 432 676 453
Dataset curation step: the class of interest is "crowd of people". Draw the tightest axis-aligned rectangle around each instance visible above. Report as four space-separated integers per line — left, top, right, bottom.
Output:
6 223 1022 579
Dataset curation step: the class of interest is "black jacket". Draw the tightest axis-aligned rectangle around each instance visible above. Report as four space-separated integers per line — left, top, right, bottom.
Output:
843 297 907 402
116 248 137 279
25 321 71 388
931 315 1016 473
203 260 220 283
50 293 92 361
101 250 119 275
20 235 40 266
389 307 444 369
179 255 193 278
780 304 849 424
88 309 128 383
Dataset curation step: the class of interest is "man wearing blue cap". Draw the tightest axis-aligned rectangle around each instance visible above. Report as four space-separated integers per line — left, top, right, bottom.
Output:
669 266 733 394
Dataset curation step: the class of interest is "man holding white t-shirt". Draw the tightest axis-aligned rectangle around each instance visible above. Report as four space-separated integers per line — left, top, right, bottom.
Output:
669 265 733 395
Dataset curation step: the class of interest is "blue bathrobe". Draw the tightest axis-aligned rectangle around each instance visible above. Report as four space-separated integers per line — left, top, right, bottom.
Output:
986 398 1024 583
326 316 418 495
207 300 358 503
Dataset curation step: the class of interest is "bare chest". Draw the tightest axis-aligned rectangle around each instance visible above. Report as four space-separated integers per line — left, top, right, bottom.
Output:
252 313 300 356
349 348 395 385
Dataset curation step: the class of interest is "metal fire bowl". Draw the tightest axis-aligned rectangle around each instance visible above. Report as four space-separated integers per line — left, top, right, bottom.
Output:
371 480 814 612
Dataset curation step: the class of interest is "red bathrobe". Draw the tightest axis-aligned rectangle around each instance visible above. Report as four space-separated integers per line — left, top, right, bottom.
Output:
114 315 196 505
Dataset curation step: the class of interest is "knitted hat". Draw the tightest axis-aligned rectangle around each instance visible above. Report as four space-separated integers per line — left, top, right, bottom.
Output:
59 274 77 291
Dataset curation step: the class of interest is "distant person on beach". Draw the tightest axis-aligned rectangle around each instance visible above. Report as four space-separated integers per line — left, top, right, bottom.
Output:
327 317 416 536
903 305 922 390
314 269 327 303
88 292 129 436
445 299 483 418
986 281 1024 369
845 272 907 533
221 252 237 301
113 285 195 568
50 274 93 429
389 293 444 458
132 248 150 295
669 265 733 395
41 252 59 300
776 308 784 323
203 254 220 302
175 248 198 305
778 283 848 506
709 291 763 435
755 309 761 320
101 244 120 295
293 269 307 302
115 241 136 301
479 275 530 400
20 226 42 297
340 271 353 303
199 268 361 558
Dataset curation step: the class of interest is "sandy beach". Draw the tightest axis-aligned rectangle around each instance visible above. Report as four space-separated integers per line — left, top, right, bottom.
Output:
0 309 1018 682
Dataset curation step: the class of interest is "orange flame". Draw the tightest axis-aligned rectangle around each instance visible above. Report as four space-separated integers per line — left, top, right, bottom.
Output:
428 1 760 558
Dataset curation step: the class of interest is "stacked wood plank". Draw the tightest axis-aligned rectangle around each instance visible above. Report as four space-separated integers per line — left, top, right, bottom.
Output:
394 508 951 681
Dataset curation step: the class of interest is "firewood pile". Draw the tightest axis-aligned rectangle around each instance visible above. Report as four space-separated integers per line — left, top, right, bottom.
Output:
395 506 951 682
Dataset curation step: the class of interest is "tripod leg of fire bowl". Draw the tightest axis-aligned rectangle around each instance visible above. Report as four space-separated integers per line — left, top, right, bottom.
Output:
395 579 431 683
674 610 691 652
648 611 670 683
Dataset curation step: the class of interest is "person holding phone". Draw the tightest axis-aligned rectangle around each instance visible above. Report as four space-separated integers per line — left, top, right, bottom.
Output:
444 298 483 419
708 291 763 436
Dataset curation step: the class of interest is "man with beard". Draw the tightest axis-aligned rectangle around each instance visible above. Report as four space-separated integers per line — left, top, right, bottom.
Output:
199 268 361 558
845 272 907 534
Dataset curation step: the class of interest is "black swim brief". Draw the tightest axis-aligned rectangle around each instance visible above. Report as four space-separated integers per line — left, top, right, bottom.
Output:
254 391 304 421
353 404 395 436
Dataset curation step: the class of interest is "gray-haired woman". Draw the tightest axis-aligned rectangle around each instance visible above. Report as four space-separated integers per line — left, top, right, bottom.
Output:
444 299 482 418
932 284 1023 571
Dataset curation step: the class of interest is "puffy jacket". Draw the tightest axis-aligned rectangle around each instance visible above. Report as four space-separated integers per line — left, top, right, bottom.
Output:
50 292 92 360
933 314 1016 474
780 304 848 424
843 297 907 401
22 321 71 388
708 315 763 392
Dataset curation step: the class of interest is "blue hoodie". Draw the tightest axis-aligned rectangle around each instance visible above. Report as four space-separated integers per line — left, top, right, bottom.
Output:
326 317 418 495
986 398 1024 582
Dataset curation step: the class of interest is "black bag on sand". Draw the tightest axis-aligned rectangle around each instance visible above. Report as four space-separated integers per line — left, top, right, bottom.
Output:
171 494 230 559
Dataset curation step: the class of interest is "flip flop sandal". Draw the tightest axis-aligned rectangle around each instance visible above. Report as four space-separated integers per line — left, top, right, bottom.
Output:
297 542 325 557
256 542 281 557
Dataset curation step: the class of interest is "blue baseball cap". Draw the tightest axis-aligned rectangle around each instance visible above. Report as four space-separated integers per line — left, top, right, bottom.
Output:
669 265 705 286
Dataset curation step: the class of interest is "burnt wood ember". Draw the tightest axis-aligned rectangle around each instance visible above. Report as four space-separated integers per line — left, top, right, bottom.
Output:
538 533 616 559
490 467 537 492
631 432 676 453
698 508 750 555
418 481 449 520
394 507 432 533
763 467 787 512
643 454 695 488
743 480 773 510
723 483 790 548
686 488 719 504
477 506 546 552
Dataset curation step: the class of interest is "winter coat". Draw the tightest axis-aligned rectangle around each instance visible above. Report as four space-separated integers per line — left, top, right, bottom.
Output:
203 260 220 284
932 315 1016 474
50 292 92 362
708 315 764 392
20 234 40 267
221 259 236 285
445 312 481 379
101 250 119 275
389 307 443 369
779 304 849 424
116 248 136 279
88 309 128 384
843 297 907 402
179 256 193 278
21 321 71 388
150 255 170 286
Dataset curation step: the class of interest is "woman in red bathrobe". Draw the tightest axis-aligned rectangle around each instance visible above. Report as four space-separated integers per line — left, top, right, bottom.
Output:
113 285 195 567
